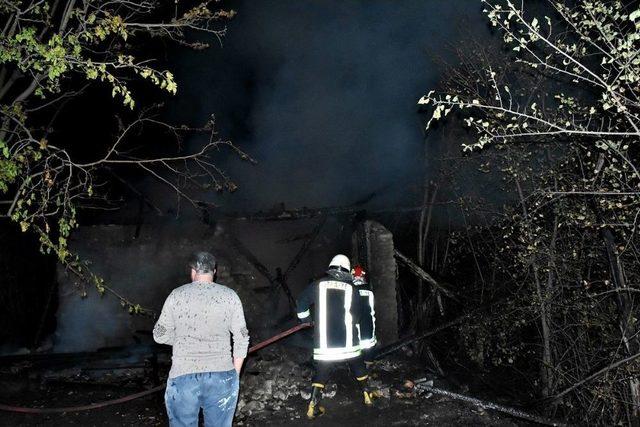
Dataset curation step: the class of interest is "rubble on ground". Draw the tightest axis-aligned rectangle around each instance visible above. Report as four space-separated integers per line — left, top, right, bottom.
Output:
0 344 524 426
234 349 322 423
233 347 423 424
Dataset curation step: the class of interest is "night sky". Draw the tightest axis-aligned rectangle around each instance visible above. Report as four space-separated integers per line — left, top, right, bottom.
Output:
158 0 489 213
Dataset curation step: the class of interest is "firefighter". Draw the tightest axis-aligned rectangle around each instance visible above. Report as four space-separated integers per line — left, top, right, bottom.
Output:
352 265 376 365
296 254 374 419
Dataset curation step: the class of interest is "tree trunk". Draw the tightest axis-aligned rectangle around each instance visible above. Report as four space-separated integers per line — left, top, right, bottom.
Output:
416 183 437 331
601 228 640 421
516 178 554 398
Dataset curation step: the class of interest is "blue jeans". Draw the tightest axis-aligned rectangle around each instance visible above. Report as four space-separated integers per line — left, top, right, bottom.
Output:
165 370 239 427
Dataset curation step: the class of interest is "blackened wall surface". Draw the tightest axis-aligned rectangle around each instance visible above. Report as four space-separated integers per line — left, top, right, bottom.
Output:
0 223 57 352
53 217 354 353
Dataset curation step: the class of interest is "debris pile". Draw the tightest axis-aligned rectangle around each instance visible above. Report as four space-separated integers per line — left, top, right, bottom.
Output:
233 349 424 424
0 348 163 389
235 351 322 423
0 345 535 426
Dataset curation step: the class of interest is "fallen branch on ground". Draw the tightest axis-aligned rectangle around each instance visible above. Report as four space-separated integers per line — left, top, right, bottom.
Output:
545 350 640 405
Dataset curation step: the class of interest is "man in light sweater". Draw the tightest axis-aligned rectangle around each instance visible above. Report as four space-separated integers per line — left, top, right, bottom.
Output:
153 252 250 427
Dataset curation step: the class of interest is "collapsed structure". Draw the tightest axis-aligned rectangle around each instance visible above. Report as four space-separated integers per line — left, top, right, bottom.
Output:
53 216 399 354
1 215 566 426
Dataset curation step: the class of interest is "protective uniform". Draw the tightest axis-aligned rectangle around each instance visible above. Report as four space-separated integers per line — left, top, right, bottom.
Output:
352 265 376 364
296 255 373 419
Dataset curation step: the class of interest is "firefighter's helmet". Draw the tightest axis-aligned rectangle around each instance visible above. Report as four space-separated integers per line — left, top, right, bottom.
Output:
328 254 350 273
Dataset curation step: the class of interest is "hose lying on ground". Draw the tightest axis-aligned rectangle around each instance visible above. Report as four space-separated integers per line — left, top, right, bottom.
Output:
0 322 312 414
413 379 567 427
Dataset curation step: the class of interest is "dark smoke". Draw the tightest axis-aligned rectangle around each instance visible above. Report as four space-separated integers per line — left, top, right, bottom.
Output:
50 1 495 353
162 0 488 213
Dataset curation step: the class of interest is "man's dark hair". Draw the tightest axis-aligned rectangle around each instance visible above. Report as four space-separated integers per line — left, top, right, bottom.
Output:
189 251 216 274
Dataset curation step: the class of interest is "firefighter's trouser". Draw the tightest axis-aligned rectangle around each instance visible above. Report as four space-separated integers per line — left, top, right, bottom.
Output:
312 357 367 385
362 347 376 364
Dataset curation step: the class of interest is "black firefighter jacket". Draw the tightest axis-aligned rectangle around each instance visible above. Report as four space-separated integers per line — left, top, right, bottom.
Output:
296 269 362 361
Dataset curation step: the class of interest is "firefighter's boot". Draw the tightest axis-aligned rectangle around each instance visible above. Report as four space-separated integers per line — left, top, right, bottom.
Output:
357 375 380 406
356 375 375 406
306 384 325 419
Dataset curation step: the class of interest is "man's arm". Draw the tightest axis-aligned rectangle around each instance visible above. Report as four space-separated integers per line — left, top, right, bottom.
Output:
153 293 176 345
230 292 249 374
233 356 244 374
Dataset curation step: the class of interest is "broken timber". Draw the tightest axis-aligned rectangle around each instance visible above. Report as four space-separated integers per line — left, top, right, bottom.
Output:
283 215 326 278
375 311 473 360
394 250 458 301
275 215 327 317
226 203 454 221
375 296 517 361
414 380 566 427
228 235 275 283
228 235 297 312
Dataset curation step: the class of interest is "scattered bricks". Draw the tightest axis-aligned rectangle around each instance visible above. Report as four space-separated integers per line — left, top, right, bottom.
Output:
243 400 265 412
377 387 391 399
323 384 337 399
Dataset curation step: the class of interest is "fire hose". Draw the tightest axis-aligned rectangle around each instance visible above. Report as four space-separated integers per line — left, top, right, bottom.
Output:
412 379 566 427
0 322 312 414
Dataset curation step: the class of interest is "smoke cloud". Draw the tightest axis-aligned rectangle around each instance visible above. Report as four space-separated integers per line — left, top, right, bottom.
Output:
164 0 488 213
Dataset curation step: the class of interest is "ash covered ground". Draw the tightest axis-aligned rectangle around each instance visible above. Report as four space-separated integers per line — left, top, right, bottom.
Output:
0 344 525 426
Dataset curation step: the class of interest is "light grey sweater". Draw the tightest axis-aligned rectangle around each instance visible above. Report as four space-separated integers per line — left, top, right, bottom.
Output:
153 281 250 379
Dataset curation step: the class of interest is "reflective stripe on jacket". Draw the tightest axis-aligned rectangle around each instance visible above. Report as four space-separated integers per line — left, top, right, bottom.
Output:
296 270 362 361
356 285 376 349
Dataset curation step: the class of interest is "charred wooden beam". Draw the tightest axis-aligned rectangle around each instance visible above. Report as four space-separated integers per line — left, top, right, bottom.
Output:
225 203 453 221
274 267 296 313
228 235 276 283
284 215 326 278
108 169 163 216
374 311 471 360
273 216 327 315
394 250 458 301
228 235 297 314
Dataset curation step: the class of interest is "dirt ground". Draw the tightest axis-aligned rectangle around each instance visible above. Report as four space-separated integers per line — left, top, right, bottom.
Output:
0 346 526 427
